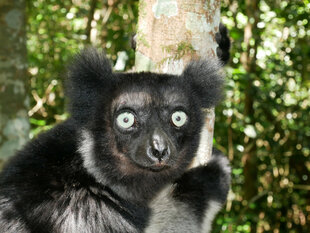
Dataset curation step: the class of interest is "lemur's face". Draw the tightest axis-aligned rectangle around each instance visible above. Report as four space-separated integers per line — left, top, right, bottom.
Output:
109 78 201 173
88 73 204 179
69 49 222 192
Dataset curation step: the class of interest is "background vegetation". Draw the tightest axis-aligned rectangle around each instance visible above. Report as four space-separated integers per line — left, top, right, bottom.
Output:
2 0 310 232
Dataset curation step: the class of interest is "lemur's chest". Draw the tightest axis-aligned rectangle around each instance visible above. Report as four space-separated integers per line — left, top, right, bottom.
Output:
33 187 149 233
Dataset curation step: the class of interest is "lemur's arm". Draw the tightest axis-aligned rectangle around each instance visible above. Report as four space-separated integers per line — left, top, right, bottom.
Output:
145 151 231 233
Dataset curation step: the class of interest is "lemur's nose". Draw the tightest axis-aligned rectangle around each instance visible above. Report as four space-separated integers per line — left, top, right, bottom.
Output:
147 129 171 162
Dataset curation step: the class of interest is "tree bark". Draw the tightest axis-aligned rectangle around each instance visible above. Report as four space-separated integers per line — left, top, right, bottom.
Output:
0 0 29 163
135 0 222 166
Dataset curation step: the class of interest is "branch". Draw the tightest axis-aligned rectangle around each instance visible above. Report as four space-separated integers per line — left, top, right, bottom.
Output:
85 0 97 44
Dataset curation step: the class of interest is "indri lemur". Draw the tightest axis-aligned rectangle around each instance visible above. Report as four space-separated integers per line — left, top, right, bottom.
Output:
0 24 231 233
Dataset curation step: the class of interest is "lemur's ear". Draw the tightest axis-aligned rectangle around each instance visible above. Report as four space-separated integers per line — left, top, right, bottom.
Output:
66 48 115 123
216 23 231 65
181 60 224 108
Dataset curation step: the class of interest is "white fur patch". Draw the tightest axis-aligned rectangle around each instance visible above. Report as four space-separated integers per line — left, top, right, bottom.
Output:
78 129 107 184
201 200 222 233
216 155 231 175
145 185 200 233
0 197 27 233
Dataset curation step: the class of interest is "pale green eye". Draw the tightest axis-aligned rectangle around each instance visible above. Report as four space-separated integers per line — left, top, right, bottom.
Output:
171 111 187 127
116 112 135 129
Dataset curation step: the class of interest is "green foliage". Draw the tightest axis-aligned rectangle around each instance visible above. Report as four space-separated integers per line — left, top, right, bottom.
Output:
26 0 138 137
214 0 310 232
26 0 309 232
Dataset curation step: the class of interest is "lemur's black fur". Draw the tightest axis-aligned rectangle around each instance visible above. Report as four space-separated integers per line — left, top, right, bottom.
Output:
0 25 231 233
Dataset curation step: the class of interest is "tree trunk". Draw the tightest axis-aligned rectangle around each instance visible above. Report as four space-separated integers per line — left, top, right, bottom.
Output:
0 0 29 164
135 0 221 166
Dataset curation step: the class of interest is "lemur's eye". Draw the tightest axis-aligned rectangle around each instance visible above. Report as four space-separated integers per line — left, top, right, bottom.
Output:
116 112 135 129
171 111 187 128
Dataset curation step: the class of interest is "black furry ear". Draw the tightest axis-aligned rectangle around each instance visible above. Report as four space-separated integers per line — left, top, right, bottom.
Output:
216 23 231 65
181 60 224 108
66 48 115 123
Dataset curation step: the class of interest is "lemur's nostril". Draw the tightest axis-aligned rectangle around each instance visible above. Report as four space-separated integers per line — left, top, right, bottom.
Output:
152 148 160 158
162 148 169 157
